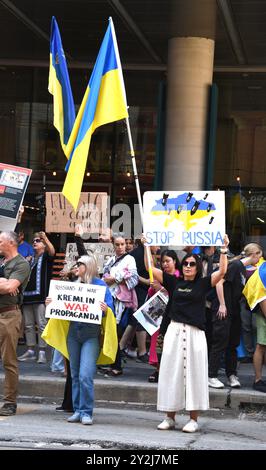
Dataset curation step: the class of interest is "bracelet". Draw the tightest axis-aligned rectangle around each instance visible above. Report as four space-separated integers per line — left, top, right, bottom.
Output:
220 249 228 254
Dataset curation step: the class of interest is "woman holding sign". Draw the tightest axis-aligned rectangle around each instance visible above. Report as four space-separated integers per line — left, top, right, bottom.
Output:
141 234 229 433
44 254 116 425
67 255 115 425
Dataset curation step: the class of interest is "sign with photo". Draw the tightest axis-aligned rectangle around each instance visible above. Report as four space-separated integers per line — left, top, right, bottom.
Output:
65 242 114 274
45 192 108 234
143 190 225 246
0 163 32 231
45 280 106 324
133 289 169 336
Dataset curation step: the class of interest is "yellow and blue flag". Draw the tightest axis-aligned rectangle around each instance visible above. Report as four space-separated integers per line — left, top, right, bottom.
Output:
62 17 128 210
243 261 266 310
48 16 75 156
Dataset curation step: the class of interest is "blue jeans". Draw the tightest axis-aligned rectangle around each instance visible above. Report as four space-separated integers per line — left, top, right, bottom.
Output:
67 324 100 418
51 349 65 372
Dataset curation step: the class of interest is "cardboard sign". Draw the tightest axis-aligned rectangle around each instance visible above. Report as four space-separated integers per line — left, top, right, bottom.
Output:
0 163 32 231
143 190 225 246
65 242 114 274
45 192 108 234
45 280 106 324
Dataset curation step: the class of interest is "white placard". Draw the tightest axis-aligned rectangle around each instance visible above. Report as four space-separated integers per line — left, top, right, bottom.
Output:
45 280 106 324
133 289 168 336
143 190 225 246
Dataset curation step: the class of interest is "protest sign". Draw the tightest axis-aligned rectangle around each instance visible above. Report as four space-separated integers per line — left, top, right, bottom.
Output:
0 163 32 231
45 279 106 324
45 192 108 234
65 242 114 274
143 190 225 246
133 289 169 336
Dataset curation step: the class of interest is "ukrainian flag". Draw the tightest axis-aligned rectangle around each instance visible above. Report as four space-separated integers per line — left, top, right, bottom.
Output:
62 18 128 210
48 16 75 156
243 261 266 310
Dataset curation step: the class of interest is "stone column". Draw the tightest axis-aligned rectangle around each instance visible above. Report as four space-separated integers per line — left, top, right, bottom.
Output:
163 36 215 190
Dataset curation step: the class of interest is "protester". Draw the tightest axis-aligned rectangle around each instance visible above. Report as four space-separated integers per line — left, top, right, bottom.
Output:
18 231 55 364
141 234 229 433
43 255 117 424
243 260 266 392
208 246 261 389
147 249 181 383
102 235 138 376
0 231 30 416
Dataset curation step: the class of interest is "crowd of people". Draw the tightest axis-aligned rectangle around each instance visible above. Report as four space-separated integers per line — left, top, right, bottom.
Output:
0 224 265 435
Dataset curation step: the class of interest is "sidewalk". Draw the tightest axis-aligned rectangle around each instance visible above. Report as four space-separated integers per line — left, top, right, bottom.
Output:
0 345 266 410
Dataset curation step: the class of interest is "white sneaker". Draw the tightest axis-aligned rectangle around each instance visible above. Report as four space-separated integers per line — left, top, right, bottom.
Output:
227 374 241 388
17 350 36 362
157 417 175 430
182 419 198 433
81 415 93 425
124 348 137 358
208 377 224 388
37 351 47 364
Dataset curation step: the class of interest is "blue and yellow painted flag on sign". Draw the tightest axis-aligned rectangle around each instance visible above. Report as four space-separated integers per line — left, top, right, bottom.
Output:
48 16 75 156
62 17 128 210
243 260 266 310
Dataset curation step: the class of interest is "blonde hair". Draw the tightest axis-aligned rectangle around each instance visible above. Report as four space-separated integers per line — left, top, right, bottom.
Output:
243 243 263 257
77 255 98 284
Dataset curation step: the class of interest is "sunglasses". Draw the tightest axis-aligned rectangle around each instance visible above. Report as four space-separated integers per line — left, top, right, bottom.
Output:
33 238 41 243
76 261 85 267
183 261 197 267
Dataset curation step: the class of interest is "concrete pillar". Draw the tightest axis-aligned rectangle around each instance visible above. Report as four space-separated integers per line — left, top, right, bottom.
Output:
163 36 215 190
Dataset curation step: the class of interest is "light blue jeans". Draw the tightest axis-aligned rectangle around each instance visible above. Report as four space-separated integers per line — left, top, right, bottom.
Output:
67 324 100 418
51 349 65 372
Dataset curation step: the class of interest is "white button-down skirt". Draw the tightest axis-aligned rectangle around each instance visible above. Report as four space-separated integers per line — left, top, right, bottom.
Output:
157 321 209 412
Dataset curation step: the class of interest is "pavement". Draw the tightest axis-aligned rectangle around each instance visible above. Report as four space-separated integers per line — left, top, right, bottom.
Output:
0 345 266 411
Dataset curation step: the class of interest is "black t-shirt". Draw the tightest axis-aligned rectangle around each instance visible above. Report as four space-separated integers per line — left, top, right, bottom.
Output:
163 272 212 330
130 245 149 307
223 260 246 316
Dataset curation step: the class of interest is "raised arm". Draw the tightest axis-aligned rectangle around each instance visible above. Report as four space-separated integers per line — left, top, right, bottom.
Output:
211 234 229 287
39 231 55 257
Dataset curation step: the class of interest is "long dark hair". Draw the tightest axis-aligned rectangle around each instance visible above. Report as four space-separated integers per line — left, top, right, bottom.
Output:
160 249 181 272
181 253 203 280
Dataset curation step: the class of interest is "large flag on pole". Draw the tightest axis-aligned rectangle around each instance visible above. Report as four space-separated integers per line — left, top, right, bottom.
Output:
243 260 266 310
48 16 75 156
62 17 128 210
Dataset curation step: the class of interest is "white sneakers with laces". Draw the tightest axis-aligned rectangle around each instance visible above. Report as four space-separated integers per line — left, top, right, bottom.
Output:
157 417 175 430
17 350 36 362
182 419 199 433
227 374 241 388
208 377 224 388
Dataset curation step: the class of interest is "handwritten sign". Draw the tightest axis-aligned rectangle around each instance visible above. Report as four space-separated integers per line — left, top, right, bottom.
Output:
45 192 108 234
45 280 106 324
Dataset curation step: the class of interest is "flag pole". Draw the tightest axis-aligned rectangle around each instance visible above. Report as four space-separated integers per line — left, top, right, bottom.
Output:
110 17 154 281
125 117 154 282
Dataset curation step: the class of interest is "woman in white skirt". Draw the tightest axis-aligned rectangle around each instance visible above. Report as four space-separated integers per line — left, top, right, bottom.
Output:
142 234 229 433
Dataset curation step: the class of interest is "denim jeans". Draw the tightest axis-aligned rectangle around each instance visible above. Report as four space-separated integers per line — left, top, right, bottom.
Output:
51 349 65 372
67 323 100 418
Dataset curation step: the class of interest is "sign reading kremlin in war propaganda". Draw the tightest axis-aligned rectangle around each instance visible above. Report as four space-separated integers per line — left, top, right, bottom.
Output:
143 191 225 246
45 280 106 324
